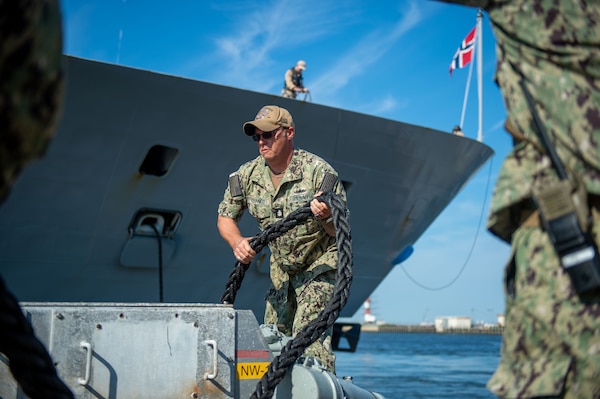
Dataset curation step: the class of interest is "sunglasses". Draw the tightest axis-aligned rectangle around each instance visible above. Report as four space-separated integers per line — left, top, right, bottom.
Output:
251 127 282 142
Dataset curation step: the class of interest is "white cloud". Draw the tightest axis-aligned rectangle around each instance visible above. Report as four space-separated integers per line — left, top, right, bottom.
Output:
197 0 360 91
310 2 424 104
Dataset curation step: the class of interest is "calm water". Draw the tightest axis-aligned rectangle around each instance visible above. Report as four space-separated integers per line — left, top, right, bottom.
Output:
335 332 502 398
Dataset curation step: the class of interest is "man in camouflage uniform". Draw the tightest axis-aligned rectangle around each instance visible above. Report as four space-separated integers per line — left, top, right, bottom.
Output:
281 60 309 99
217 105 346 373
438 1 600 397
0 1 70 397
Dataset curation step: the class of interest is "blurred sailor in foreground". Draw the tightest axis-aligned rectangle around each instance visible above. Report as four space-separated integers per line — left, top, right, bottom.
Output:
438 1 600 398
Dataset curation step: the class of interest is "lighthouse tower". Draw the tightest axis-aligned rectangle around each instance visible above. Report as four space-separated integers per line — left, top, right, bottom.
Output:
363 297 376 324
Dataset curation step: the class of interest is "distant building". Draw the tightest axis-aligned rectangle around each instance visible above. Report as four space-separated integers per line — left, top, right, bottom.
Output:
363 297 376 324
434 316 472 332
497 314 505 327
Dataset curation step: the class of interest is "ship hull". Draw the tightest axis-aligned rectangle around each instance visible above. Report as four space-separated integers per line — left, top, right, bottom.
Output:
0 56 493 319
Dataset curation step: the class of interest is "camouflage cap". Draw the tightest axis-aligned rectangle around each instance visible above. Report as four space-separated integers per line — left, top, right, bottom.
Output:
243 105 294 136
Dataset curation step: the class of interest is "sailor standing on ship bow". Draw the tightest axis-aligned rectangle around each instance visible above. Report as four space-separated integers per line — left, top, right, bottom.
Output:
281 60 309 99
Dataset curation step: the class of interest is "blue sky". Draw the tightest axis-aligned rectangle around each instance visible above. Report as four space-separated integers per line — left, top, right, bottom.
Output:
60 0 513 325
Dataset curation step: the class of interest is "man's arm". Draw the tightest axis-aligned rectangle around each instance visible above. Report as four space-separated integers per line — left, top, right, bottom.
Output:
217 215 243 250
284 69 295 91
320 217 336 236
217 215 256 263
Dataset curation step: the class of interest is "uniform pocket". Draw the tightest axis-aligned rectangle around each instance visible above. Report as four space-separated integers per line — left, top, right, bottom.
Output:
247 194 271 227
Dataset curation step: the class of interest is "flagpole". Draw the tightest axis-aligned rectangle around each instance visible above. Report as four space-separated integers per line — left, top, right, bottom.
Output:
459 46 475 130
450 18 479 137
476 9 483 142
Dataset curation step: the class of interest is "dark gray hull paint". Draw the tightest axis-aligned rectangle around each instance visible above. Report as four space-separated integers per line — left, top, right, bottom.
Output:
0 56 493 319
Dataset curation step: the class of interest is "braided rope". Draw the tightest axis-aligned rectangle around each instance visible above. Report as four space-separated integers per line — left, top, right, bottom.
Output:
252 193 352 399
220 204 315 305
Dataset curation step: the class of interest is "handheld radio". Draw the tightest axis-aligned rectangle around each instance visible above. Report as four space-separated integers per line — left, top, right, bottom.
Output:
519 79 600 294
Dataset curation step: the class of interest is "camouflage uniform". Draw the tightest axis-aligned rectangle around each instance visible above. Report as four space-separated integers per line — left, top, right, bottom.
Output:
0 1 70 397
281 67 304 99
439 1 600 397
218 148 346 372
0 0 64 204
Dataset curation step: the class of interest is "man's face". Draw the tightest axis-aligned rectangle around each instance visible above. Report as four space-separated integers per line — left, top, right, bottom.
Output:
252 126 291 162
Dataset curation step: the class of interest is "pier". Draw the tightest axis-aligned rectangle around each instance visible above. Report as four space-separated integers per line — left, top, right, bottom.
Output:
357 298 505 335
361 324 504 335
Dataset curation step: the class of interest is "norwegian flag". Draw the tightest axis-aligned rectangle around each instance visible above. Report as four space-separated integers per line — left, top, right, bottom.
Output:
449 26 477 76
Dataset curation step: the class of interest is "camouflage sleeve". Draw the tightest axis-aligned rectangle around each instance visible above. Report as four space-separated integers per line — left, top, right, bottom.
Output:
484 0 600 238
315 163 347 203
0 0 64 204
217 170 247 222
284 69 295 90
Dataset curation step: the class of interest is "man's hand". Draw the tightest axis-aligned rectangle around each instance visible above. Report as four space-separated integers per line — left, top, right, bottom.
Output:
233 237 256 264
310 191 331 220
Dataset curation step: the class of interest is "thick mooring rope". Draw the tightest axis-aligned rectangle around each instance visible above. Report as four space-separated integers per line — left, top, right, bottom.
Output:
0 275 74 398
219 191 353 399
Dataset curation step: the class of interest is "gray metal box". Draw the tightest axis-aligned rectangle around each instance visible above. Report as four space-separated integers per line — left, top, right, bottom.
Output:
0 303 266 398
